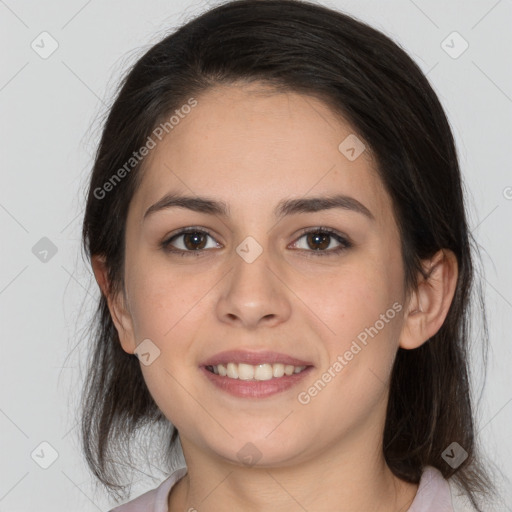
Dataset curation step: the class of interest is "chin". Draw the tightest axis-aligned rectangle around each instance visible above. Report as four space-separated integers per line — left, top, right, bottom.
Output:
209 428 307 468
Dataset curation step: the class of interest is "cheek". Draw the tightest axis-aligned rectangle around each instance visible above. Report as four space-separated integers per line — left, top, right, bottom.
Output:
127 267 209 430
126 257 204 341
296 270 402 437
309 252 404 389
125 257 213 369
321 256 402 337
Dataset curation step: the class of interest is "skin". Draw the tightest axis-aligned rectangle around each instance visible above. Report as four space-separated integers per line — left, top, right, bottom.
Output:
93 82 458 511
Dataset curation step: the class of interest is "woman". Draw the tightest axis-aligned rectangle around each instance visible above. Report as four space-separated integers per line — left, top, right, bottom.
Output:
80 1 501 510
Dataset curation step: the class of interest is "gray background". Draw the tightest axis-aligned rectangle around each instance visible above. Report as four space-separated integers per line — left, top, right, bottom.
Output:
1 0 511 510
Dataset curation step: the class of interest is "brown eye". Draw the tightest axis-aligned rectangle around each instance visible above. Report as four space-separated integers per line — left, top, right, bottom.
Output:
291 227 352 257
161 227 220 256
181 231 208 250
306 232 331 251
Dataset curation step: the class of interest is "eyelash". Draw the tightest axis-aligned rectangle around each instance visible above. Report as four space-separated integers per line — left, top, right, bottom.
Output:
160 226 353 258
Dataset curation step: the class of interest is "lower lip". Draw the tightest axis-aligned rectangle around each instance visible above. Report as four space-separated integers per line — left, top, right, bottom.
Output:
200 366 314 398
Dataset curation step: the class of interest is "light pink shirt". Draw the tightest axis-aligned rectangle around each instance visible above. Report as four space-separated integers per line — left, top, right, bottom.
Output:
108 465 477 511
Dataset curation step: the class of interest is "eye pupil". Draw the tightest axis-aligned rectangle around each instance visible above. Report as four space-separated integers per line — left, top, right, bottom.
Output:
184 232 207 250
307 232 330 250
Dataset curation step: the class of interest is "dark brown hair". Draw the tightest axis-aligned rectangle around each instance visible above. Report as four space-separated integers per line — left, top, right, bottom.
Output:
80 0 499 508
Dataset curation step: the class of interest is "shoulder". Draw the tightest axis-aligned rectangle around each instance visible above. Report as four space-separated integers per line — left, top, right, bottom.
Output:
408 466 480 512
447 475 505 512
447 478 480 512
107 467 187 512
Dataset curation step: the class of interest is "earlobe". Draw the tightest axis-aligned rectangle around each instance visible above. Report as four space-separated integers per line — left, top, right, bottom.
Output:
91 255 136 355
398 249 458 350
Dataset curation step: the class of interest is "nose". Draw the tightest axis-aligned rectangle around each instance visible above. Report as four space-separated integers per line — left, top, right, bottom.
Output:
215 242 292 330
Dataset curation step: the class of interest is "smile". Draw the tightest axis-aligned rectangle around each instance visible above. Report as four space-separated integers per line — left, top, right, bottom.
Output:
205 362 307 381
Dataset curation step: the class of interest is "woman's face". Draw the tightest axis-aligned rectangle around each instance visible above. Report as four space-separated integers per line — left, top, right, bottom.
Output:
115 82 410 467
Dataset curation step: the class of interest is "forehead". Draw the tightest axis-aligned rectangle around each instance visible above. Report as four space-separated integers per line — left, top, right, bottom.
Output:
131 83 393 225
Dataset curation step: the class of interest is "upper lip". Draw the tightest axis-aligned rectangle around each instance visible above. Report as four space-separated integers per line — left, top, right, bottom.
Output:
201 350 313 367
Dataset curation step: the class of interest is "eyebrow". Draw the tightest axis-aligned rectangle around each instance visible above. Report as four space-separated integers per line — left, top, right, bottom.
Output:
143 192 375 221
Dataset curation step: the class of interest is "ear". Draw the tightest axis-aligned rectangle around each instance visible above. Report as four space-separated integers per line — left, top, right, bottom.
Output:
398 249 458 350
91 255 136 355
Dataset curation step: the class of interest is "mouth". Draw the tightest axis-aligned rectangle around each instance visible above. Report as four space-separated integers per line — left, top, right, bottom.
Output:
200 350 314 398
205 362 308 380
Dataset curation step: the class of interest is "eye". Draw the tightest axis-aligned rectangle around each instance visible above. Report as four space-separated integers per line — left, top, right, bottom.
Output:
290 227 352 257
161 226 352 257
161 227 220 256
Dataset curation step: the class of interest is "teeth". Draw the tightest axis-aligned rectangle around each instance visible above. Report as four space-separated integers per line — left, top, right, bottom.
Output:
227 363 238 379
273 364 285 378
209 362 307 380
254 363 273 381
238 363 254 380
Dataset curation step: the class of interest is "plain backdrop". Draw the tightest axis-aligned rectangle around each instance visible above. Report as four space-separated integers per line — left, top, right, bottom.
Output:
0 0 511 510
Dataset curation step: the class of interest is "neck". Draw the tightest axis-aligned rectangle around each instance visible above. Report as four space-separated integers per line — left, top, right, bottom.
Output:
168 431 418 512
